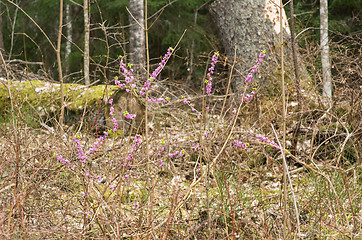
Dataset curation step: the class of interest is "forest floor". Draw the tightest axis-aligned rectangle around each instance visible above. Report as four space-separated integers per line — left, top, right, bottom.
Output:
1 89 361 239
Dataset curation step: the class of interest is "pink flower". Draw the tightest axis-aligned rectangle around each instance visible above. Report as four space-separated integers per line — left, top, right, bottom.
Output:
205 52 219 95
234 140 248 149
183 98 190 104
123 111 136 119
142 47 174 94
254 133 282 150
244 50 266 83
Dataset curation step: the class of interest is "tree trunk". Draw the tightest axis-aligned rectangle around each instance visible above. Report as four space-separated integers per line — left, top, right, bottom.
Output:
209 0 292 93
65 2 72 76
0 1 4 53
128 0 145 75
320 0 332 99
57 0 64 128
84 0 90 85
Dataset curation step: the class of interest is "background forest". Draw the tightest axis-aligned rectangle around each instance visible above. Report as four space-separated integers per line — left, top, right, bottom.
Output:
1 0 219 83
0 0 361 239
0 0 360 85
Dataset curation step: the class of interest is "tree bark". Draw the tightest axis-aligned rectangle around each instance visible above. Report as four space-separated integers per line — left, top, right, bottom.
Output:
290 0 303 156
128 0 145 75
0 1 4 53
57 0 65 128
320 0 332 99
84 0 90 85
65 2 72 76
209 0 292 93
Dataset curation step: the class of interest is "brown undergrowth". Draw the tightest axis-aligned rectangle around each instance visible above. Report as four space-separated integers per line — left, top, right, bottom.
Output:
0 39 361 239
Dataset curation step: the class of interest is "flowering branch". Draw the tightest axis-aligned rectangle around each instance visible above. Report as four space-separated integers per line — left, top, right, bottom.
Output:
205 51 219 95
140 47 174 95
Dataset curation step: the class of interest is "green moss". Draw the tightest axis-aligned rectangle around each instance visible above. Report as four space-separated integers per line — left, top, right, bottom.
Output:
0 80 121 126
0 80 119 111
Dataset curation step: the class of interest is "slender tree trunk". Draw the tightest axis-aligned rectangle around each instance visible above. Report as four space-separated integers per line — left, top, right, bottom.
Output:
65 3 72 76
0 1 4 53
290 0 303 156
129 0 145 75
58 0 65 128
320 0 332 99
187 9 197 84
8 1 19 60
84 0 90 85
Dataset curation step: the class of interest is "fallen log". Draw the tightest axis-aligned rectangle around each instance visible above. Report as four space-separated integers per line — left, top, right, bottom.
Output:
0 79 145 135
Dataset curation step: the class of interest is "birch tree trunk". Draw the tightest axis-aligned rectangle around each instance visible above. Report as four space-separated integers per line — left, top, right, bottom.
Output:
320 0 332 99
128 0 145 75
65 3 72 76
209 0 293 94
84 0 90 85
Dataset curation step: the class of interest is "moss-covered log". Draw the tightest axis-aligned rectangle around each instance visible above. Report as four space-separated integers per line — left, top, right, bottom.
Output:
0 80 144 134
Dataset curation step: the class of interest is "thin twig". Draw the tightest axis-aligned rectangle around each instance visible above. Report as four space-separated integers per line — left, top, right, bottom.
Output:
271 124 301 236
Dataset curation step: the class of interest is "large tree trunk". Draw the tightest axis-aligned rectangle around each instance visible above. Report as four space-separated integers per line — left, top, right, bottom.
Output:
128 0 145 75
209 0 293 93
320 0 332 99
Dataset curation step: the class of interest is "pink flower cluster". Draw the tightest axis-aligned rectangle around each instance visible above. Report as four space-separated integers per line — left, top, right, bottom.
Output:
115 60 136 92
182 96 190 104
123 169 134 180
157 142 166 168
159 159 165 168
157 147 165 156
254 133 281 150
73 136 85 161
140 47 174 95
190 141 202 151
195 167 201 179
55 154 71 168
123 111 136 120
168 149 185 159
204 129 210 138
146 97 169 103
125 135 142 164
55 132 110 181
191 108 202 117
109 99 118 132
92 174 102 182
73 132 108 164
240 88 257 102
110 183 117 192
234 140 249 149
205 52 219 95
244 50 266 83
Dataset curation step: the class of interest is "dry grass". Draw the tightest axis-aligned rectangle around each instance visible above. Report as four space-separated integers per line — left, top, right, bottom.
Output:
1 37 361 239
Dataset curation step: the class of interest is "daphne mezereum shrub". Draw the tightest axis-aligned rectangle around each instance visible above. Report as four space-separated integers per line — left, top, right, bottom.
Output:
54 48 286 188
